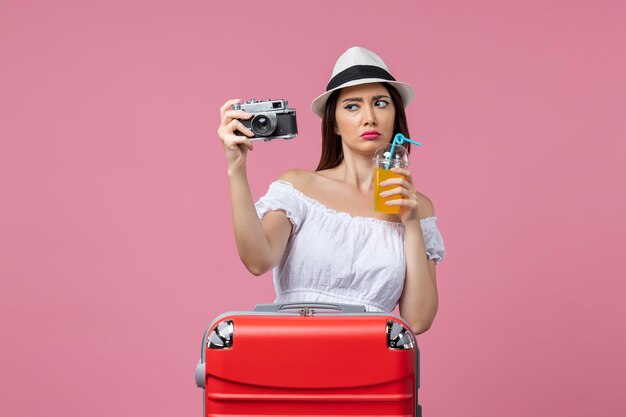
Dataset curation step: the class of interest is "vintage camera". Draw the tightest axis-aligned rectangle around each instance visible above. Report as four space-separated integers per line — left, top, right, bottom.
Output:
233 99 298 141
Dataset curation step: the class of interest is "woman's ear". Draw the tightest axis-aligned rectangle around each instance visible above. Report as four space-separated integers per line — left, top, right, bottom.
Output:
334 124 340 136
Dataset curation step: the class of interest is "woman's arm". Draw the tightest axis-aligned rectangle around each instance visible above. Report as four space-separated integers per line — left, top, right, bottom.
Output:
218 99 292 276
228 170 292 275
398 197 439 335
379 168 439 334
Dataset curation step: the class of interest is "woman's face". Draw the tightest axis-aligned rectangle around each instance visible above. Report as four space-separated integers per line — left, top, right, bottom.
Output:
334 82 396 155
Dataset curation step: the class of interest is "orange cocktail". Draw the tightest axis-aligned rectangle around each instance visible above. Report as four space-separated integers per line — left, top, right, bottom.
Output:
374 168 404 214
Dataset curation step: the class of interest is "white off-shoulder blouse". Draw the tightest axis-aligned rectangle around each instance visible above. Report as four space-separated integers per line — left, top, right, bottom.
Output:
254 180 446 312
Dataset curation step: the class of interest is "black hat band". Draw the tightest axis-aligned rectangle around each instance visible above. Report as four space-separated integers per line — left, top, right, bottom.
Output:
326 65 396 91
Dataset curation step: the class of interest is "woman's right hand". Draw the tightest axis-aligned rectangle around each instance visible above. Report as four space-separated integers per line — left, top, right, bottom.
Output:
217 99 256 172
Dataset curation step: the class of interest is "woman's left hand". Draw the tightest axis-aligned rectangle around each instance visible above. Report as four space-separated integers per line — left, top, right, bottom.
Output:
379 167 420 224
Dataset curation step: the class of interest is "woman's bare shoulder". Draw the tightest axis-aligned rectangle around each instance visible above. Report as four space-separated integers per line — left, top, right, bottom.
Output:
277 169 335 196
277 169 315 189
415 191 435 219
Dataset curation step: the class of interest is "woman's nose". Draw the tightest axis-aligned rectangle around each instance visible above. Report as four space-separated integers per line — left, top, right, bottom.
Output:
362 104 377 125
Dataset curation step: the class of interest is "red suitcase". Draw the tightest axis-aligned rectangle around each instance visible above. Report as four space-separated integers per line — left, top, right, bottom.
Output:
195 302 422 416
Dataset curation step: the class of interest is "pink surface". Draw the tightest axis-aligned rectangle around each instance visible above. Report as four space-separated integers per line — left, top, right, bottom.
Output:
1 1 625 416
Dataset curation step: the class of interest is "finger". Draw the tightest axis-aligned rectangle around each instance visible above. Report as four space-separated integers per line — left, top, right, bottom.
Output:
385 198 419 209
223 110 253 121
379 177 414 190
220 122 254 145
379 187 415 199
223 133 254 152
219 98 242 118
390 167 413 183
227 119 255 138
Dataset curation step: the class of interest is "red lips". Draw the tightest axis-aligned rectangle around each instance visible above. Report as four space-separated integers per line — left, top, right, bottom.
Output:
361 130 381 140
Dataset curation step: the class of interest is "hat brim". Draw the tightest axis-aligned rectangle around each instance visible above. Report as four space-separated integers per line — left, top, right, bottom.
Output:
311 78 415 118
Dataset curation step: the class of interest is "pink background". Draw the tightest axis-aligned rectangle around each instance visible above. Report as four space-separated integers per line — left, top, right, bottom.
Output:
1 1 625 416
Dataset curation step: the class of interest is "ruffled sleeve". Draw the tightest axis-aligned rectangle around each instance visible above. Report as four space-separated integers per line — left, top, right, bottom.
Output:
255 181 307 234
419 216 446 264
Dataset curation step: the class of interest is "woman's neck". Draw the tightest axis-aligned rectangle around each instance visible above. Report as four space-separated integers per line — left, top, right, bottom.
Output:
335 152 374 193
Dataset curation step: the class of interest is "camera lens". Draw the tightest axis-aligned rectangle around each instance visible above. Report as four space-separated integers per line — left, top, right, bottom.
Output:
251 113 277 136
255 116 269 131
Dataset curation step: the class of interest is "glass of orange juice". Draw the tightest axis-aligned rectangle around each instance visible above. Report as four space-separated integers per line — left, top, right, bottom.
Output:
373 143 409 214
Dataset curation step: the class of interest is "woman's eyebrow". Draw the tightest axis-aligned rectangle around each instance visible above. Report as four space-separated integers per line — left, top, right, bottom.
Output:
341 95 390 103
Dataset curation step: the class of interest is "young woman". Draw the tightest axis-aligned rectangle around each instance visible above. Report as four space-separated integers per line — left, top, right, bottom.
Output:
217 46 445 334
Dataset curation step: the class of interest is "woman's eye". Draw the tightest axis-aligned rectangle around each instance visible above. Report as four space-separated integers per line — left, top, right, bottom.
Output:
375 100 389 108
344 104 359 111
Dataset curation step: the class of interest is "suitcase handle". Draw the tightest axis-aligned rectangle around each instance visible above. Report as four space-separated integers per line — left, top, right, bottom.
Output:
254 302 367 313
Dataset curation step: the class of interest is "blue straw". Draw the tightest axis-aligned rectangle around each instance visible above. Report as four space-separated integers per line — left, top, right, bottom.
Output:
385 133 422 169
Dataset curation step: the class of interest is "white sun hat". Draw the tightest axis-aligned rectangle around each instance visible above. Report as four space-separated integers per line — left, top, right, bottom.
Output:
311 46 415 118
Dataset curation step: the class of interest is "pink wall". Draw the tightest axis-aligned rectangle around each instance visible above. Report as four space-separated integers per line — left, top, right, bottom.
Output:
1 1 625 416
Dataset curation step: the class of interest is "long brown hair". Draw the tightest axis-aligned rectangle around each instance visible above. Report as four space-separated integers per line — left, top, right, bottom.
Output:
315 83 411 171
